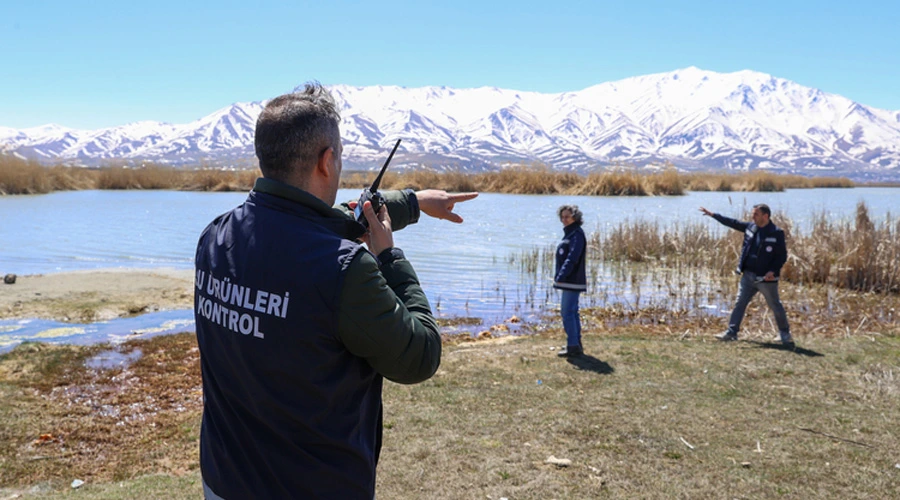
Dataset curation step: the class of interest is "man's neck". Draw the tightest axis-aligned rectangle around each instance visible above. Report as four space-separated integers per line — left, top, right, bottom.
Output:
265 174 334 206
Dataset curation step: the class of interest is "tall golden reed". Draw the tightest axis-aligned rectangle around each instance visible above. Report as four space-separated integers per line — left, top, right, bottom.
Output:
784 203 899 293
366 168 849 196
683 171 854 192
0 155 259 194
0 156 859 196
596 203 899 294
0 155 55 194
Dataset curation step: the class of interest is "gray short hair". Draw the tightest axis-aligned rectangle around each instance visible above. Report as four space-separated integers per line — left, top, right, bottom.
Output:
254 82 341 182
557 204 583 224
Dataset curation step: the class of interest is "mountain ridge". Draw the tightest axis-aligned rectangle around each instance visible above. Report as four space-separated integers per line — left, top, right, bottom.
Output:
3 67 899 180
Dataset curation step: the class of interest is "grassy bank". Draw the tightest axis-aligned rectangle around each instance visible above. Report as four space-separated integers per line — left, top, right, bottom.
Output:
2 155 857 196
1 325 898 498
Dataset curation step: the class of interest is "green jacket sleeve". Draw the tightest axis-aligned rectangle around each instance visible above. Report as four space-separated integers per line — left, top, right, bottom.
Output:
335 189 420 231
336 248 441 384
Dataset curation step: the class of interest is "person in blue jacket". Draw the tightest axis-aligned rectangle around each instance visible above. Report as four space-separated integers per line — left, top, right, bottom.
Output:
700 204 794 348
554 204 588 357
195 82 478 500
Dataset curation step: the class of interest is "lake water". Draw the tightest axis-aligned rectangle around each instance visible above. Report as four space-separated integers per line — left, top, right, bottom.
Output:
1 187 896 352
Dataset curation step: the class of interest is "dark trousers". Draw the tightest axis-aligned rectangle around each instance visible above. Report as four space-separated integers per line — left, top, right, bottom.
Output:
727 272 790 339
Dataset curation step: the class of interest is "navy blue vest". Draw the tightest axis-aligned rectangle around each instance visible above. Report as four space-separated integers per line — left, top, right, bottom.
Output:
195 190 382 498
554 223 587 291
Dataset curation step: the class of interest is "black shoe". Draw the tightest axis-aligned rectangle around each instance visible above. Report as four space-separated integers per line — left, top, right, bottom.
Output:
716 332 738 342
773 334 795 350
557 346 583 357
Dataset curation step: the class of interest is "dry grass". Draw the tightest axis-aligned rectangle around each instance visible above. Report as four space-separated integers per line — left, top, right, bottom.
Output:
784 204 900 293
359 168 851 196
94 165 258 191
378 330 899 499
859 181 900 187
0 156 62 194
0 155 259 194
592 203 900 294
343 169 480 193
4 154 859 196
472 168 583 194
2 325 897 499
684 171 855 192
571 171 648 196
0 334 202 489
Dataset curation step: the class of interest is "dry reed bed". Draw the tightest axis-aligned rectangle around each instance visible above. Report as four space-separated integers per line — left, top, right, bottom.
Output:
682 172 854 191
0 156 259 195
591 202 899 294
354 168 853 196
3 155 856 196
517 254 899 343
514 202 899 338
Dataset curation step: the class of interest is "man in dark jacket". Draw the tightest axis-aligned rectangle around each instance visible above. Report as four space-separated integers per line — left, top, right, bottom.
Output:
700 204 794 348
195 83 477 499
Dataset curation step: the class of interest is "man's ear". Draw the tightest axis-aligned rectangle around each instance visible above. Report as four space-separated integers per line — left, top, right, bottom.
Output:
316 147 334 179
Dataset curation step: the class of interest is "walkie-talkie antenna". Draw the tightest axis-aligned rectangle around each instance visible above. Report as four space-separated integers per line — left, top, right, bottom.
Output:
370 139 401 193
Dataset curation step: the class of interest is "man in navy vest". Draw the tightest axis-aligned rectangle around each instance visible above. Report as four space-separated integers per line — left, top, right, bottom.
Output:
700 204 794 349
195 83 477 499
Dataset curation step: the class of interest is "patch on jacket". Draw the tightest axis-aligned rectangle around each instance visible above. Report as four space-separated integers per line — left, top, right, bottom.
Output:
766 246 773 252
764 237 777 243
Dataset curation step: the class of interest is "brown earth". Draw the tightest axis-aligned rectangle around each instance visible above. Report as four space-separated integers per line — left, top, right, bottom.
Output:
0 267 898 498
0 269 194 323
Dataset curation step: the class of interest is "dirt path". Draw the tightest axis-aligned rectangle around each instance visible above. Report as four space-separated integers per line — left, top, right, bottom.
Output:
0 268 194 322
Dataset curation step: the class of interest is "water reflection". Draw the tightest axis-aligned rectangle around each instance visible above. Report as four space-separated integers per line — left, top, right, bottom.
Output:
0 311 194 354
85 348 144 370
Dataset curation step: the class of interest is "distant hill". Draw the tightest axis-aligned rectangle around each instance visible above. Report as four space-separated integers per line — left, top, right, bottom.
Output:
3 67 899 181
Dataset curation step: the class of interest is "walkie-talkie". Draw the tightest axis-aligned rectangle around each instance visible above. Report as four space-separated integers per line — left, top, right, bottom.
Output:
355 139 401 228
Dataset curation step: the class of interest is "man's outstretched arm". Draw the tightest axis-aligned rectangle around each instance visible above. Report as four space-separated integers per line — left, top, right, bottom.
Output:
700 207 748 232
338 189 479 230
416 190 479 223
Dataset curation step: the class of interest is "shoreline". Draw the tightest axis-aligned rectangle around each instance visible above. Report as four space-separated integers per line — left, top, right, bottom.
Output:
0 268 194 322
2 266 897 344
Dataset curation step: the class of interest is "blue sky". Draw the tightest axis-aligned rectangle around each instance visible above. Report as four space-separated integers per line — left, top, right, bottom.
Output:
2 0 898 129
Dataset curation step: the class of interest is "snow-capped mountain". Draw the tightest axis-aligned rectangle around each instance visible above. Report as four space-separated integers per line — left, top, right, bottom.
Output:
3 67 900 180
